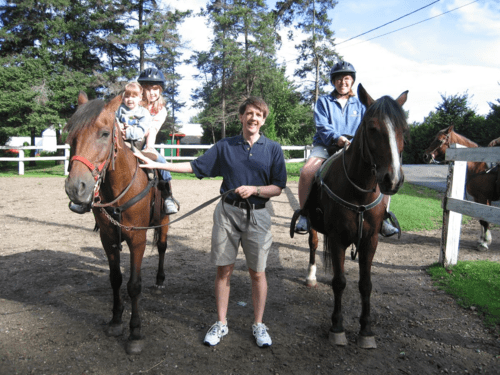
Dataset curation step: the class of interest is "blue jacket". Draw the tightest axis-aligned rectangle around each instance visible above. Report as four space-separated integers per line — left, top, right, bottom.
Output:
312 92 366 147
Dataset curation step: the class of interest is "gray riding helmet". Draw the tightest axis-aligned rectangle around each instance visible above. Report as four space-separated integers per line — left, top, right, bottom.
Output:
137 68 166 91
330 61 356 84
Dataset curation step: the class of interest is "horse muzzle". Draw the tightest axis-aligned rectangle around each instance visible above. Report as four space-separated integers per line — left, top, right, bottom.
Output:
378 168 404 195
65 172 96 205
422 152 435 164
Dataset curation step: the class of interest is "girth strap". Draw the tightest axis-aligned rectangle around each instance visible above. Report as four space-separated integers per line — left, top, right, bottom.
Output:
320 180 384 260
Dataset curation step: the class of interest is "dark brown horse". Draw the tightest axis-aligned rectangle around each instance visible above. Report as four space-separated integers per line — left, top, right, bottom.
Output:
293 84 408 348
64 92 169 354
423 125 499 251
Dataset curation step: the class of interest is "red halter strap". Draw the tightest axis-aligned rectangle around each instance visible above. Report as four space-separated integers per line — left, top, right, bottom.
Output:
70 155 107 181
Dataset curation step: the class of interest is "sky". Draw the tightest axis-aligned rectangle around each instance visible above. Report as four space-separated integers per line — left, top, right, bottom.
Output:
169 0 500 125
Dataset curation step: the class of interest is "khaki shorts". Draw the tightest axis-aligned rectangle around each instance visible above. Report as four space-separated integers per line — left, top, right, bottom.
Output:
211 201 272 272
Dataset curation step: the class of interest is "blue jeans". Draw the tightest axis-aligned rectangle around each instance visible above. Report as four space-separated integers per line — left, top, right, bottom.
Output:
155 154 172 181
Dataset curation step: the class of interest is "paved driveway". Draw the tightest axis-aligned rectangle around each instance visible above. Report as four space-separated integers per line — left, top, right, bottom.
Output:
403 164 448 192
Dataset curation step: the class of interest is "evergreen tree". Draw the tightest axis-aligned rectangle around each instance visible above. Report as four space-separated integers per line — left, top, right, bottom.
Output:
274 0 339 103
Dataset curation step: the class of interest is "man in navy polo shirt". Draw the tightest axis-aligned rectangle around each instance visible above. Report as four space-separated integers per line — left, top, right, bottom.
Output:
134 96 287 348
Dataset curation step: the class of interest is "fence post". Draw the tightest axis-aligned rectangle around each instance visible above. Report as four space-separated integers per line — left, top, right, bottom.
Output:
18 149 24 175
439 144 467 267
64 147 70 176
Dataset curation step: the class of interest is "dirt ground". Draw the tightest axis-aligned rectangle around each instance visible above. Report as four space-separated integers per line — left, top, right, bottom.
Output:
0 177 499 375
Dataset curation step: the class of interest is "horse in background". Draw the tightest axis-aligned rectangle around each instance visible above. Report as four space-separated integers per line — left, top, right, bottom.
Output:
423 125 499 251
292 84 408 348
65 92 169 354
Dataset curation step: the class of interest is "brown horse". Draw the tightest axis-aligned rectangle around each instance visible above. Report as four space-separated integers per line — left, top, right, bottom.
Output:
423 125 499 251
64 92 169 354
292 84 408 348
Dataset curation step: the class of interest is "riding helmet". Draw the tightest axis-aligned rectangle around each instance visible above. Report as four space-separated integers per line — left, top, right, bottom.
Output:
330 61 356 84
137 68 166 91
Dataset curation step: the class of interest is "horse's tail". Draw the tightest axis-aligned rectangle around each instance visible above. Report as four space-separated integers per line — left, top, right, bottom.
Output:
323 236 333 274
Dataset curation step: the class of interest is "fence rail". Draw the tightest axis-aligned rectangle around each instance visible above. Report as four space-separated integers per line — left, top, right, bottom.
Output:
0 144 313 175
440 144 500 266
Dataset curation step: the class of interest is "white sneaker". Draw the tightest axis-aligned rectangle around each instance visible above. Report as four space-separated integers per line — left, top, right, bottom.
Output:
164 196 178 214
203 321 228 346
252 323 272 347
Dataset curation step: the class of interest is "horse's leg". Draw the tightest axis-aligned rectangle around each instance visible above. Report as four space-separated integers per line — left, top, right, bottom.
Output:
125 233 147 355
478 219 491 252
357 238 377 349
101 234 125 337
153 223 169 294
306 229 319 287
327 236 348 346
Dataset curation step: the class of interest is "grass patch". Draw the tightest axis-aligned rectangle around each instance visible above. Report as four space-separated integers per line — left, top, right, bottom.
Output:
428 261 500 331
390 183 444 231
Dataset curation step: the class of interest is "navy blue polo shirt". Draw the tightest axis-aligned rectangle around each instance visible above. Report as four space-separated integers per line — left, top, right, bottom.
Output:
190 134 287 205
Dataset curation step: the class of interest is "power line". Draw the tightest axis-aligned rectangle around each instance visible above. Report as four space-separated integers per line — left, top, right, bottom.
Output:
336 0 441 46
340 0 480 49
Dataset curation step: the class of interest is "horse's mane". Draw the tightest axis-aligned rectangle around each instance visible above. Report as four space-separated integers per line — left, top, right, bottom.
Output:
449 128 478 148
65 99 106 145
364 95 409 136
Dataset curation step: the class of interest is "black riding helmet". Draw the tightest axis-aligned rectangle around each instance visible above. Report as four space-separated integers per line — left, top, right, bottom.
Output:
137 68 166 91
330 61 356 84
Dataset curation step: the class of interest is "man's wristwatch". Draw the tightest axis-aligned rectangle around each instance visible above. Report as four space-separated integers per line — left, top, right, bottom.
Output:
256 186 261 197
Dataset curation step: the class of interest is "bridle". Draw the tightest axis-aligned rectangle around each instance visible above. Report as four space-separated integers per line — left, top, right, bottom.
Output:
425 132 450 161
68 118 139 208
342 119 378 193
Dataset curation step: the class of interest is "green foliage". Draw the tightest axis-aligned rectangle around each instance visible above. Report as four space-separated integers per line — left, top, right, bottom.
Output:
428 261 500 329
404 92 488 164
274 0 339 104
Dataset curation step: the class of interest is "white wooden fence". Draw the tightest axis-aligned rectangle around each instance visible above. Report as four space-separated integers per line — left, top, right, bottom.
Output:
440 144 500 266
0 144 313 176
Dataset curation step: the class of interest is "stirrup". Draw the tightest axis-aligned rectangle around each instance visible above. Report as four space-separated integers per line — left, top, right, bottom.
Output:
382 211 401 239
290 209 309 238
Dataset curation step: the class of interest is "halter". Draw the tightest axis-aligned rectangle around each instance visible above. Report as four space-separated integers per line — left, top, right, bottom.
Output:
427 132 450 158
69 119 120 202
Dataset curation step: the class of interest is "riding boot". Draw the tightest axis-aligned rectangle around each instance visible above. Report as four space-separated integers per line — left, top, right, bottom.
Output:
159 180 178 215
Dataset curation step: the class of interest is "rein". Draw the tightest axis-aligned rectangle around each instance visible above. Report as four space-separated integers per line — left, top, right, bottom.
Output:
319 176 383 260
320 122 385 260
99 189 255 232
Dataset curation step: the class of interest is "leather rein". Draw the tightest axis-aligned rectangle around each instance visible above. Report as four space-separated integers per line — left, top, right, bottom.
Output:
69 119 253 233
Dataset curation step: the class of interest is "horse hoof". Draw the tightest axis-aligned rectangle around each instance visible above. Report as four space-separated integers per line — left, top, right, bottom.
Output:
126 339 145 355
357 335 377 349
152 285 165 295
105 324 123 337
329 331 347 346
476 244 489 252
305 278 317 288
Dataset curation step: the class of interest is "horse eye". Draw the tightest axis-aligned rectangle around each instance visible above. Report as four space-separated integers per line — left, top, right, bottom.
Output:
101 131 110 138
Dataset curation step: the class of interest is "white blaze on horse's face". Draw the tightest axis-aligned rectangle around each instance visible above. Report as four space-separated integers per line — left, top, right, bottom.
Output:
380 115 403 193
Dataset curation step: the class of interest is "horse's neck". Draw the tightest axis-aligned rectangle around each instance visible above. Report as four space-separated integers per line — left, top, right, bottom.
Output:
451 132 478 148
342 142 378 190
450 132 486 174
103 142 140 193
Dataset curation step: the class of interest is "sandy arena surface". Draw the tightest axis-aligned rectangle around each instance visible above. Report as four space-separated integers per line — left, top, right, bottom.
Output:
0 177 499 374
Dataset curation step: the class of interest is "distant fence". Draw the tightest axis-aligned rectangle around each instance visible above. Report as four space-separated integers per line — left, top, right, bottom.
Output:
0 144 313 175
440 144 500 266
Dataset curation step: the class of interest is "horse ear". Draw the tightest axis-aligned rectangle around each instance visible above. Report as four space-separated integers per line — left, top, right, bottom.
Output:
396 91 408 107
78 91 88 106
357 84 375 107
447 125 454 133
